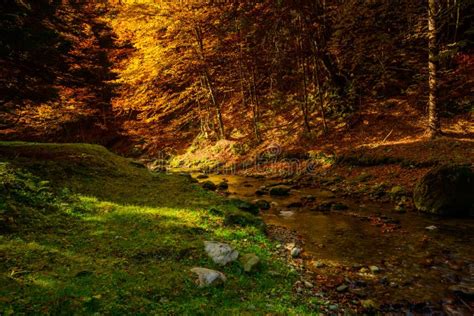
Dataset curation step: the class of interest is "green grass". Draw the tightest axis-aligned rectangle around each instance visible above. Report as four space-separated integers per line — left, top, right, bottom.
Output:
0 142 317 314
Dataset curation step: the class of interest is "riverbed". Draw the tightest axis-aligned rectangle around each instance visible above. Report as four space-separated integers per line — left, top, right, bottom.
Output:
187 171 473 312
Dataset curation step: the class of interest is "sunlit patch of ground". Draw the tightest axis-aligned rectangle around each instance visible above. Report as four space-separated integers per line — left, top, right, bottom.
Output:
0 142 319 314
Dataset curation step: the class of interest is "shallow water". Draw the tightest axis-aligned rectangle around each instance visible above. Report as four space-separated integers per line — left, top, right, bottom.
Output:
186 171 474 305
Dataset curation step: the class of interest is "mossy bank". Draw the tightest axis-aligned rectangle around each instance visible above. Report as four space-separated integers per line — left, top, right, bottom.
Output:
0 142 317 314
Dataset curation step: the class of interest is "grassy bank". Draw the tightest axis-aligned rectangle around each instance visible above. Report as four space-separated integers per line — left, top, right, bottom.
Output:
0 142 315 314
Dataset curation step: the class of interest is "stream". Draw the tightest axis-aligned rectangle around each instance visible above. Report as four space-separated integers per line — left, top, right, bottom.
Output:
186 171 474 311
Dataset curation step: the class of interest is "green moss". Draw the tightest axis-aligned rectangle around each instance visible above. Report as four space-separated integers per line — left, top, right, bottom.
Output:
0 142 317 314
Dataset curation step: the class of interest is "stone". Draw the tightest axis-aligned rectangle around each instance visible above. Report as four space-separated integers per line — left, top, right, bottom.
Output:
317 190 336 198
361 299 377 309
240 253 260 272
331 202 349 211
304 281 314 288
413 164 474 216
329 305 339 311
223 211 264 228
390 185 405 196
280 210 294 217
204 241 239 266
286 201 303 208
190 267 226 287
301 195 316 203
394 203 406 213
350 288 367 298
369 266 381 273
425 225 438 231
269 185 291 196
229 198 259 215
254 199 271 210
336 284 348 292
311 201 348 212
217 181 229 190
314 261 326 268
291 247 302 258
202 181 217 191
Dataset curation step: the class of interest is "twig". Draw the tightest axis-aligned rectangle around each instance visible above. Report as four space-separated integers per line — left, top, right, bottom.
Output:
382 129 393 143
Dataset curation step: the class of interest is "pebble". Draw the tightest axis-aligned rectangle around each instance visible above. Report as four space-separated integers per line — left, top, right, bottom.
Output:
369 265 381 273
314 261 326 268
336 284 348 292
291 247 302 258
304 281 314 288
329 305 339 311
425 225 438 231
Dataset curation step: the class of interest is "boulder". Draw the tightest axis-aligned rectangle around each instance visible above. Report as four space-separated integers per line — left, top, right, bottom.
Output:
190 267 226 287
269 185 291 196
413 164 474 216
204 241 239 265
202 181 217 191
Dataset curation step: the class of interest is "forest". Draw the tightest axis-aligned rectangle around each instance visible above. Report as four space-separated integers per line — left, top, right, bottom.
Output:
0 0 473 314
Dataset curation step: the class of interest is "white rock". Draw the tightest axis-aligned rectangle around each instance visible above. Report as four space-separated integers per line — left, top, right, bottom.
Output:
190 267 226 287
280 210 295 217
291 247 302 258
204 241 239 265
425 225 438 231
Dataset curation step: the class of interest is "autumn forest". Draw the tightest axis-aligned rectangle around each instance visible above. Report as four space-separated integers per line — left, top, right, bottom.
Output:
0 0 473 314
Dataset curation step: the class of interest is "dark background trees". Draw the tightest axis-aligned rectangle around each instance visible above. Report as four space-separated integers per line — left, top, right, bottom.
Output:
1 0 473 154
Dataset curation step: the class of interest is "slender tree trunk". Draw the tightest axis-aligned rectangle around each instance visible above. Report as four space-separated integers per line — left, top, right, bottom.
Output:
313 57 328 133
194 26 225 139
297 16 311 134
428 0 440 138
251 66 261 142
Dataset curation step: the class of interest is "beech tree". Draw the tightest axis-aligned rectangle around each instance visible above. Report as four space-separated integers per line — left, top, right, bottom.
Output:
428 0 440 138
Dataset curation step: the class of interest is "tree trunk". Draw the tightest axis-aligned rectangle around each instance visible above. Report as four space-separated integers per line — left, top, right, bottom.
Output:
194 26 225 139
428 0 440 138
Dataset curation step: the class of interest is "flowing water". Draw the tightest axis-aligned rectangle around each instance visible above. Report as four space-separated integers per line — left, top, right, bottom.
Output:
186 171 474 307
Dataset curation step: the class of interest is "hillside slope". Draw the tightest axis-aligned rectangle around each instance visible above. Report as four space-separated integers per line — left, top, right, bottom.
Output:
0 142 316 314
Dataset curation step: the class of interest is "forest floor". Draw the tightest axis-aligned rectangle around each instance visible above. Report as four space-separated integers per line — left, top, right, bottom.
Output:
0 142 336 315
171 98 474 206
